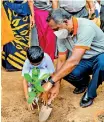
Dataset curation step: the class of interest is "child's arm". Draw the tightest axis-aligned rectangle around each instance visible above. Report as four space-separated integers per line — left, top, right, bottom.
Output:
23 79 28 100
22 59 31 100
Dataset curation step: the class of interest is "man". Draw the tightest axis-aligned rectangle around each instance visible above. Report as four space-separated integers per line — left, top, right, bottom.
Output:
52 0 95 18
97 0 104 32
42 8 104 108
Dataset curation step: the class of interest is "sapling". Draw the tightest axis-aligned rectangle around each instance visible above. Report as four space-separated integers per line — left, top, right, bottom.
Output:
24 67 50 110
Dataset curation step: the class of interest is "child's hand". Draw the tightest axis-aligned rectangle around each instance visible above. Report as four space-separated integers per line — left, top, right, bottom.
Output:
27 101 37 111
25 96 37 110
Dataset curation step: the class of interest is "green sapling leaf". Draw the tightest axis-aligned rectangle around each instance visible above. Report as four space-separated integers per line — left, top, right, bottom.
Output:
32 68 40 81
35 82 44 92
32 68 38 77
24 73 32 83
39 74 50 81
27 97 35 104
25 68 50 104
28 91 36 98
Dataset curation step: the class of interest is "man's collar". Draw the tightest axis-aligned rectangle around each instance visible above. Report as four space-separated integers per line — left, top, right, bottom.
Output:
72 17 78 36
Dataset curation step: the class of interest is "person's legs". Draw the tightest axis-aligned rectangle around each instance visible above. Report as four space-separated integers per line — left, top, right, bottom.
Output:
87 53 104 98
30 26 39 46
100 5 104 32
64 59 93 93
80 53 104 107
34 7 56 61
2 2 30 71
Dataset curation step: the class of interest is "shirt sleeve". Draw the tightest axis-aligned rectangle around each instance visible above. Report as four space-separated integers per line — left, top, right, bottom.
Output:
45 53 55 74
22 59 30 77
75 26 96 50
57 38 68 54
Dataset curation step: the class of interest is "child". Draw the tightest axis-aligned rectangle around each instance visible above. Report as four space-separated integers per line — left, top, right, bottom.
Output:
22 46 55 109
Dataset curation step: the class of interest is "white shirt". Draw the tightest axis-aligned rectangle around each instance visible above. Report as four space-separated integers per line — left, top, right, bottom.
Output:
22 53 55 77
59 0 86 12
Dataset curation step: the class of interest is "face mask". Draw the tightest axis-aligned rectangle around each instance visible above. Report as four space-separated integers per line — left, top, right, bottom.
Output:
54 29 69 39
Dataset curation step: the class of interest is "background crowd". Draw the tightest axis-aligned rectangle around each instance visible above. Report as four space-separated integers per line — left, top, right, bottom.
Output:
1 0 104 71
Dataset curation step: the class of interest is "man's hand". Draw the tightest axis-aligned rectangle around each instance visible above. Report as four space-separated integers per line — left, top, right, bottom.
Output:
48 85 60 103
41 91 49 105
41 82 54 105
30 16 35 28
42 82 53 92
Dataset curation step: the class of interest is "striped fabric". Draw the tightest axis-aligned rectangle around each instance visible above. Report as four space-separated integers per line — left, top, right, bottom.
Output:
2 0 30 71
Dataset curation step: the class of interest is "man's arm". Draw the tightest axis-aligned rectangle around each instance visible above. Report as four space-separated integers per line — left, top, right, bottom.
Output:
45 53 67 103
52 48 86 82
43 47 87 91
51 0 59 9
55 52 67 86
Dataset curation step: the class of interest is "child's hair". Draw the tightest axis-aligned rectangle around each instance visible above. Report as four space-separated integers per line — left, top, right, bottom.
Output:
27 46 44 63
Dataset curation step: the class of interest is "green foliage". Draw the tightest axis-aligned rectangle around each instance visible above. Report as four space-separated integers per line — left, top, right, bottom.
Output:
39 74 50 81
24 74 32 83
24 68 50 104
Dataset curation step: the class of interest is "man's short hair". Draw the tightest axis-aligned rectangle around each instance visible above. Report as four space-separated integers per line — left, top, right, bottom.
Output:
46 8 72 24
27 46 44 64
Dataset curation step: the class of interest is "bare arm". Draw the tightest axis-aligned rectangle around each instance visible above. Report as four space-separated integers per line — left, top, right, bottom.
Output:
55 52 67 86
27 0 35 27
27 0 34 17
52 48 87 83
44 53 67 103
23 79 28 100
87 0 95 14
43 47 87 91
51 0 59 9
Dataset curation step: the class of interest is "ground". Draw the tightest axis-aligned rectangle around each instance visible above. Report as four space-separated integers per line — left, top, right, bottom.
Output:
1 69 104 122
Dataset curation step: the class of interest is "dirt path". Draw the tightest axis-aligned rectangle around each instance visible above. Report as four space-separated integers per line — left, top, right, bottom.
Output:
1 69 104 122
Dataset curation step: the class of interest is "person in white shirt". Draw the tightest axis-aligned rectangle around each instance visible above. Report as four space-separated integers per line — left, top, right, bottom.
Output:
52 0 95 18
22 46 55 109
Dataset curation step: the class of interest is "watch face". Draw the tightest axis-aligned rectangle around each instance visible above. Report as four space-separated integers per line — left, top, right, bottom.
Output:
49 78 54 85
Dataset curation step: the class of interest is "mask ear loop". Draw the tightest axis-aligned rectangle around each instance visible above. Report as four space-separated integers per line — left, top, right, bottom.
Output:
63 19 68 24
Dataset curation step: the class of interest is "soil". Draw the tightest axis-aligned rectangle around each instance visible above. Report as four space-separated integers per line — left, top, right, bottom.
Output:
1 68 104 122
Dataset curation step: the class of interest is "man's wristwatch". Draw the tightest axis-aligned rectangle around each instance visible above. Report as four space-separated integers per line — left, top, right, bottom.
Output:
48 76 55 85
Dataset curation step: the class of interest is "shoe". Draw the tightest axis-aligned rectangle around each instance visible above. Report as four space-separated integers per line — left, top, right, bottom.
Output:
73 86 87 94
73 76 90 94
39 104 52 122
80 92 93 108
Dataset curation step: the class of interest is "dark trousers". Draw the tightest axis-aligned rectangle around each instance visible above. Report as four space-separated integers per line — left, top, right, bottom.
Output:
100 5 104 32
64 53 104 99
